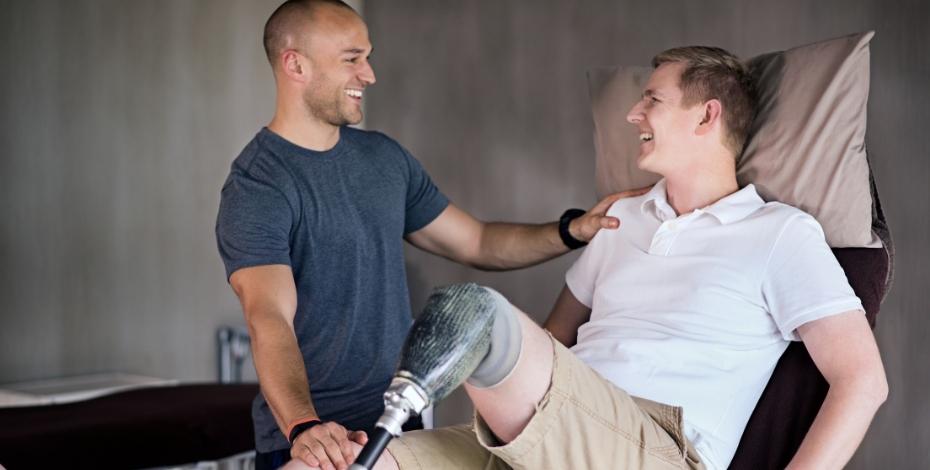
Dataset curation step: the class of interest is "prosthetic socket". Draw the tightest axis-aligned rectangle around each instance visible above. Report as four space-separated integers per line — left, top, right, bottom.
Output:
349 283 523 470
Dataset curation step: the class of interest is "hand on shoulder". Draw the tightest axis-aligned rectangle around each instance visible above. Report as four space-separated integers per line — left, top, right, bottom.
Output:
569 185 652 242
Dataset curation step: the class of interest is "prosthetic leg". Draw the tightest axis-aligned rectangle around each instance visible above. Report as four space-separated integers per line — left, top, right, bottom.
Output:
349 283 522 470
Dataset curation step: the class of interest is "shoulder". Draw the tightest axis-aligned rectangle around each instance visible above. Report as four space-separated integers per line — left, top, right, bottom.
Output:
229 131 291 182
751 201 826 242
749 202 833 277
605 193 652 220
222 132 297 202
583 193 652 247
229 134 265 173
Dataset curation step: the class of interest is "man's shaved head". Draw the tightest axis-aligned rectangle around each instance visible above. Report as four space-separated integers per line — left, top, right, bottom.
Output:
263 0 359 68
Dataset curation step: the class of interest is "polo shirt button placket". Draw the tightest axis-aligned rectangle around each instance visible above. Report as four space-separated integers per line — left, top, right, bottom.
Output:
650 223 670 256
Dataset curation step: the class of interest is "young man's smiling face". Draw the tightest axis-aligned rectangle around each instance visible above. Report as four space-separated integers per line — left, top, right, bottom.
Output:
626 62 707 176
300 6 376 127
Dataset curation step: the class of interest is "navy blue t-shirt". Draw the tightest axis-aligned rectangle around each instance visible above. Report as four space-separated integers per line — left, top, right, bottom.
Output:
216 126 448 452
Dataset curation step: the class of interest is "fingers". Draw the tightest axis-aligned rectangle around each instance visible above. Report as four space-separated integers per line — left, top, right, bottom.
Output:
298 438 342 470
291 422 356 470
572 185 652 242
349 430 369 445
591 192 624 212
599 215 620 229
570 215 616 243
335 427 357 467
591 185 652 214
292 444 321 468
620 184 654 198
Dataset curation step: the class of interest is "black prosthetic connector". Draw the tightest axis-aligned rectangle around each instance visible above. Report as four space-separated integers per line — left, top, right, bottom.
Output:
348 283 498 470
350 427 393 470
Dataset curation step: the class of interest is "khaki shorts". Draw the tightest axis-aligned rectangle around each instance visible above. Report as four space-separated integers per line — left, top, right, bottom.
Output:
387 335 704 470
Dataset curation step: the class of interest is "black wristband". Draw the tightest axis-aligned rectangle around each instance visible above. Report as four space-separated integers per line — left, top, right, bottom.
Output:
288 419 322 445
559 208 588 249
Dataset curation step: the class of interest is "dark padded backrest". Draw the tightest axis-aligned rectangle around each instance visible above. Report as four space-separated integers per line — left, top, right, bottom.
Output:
729 163 893 469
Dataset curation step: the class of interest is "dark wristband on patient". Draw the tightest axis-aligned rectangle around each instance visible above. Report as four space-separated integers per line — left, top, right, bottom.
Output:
559 208 588 249
288 419 323 445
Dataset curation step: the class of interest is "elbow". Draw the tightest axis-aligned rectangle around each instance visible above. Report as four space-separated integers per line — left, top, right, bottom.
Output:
242 309 269 335
459 236 508 271
866 364 889 407
829 368 888 412
241 309 266 343
469 260 510 271
452 250 498 271
463 245 521 271
240 300 297 340
862 379 889 418
456 247 487 270
874 374 889 407
466 221 523 271
850 371 889 410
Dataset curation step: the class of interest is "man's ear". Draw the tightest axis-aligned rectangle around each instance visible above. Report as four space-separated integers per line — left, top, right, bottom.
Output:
280 50 310 83
695 99 722 136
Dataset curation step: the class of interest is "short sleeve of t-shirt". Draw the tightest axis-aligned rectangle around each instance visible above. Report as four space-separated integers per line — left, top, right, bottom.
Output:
397 143 449 234
762 214 864 341
215 165 294 279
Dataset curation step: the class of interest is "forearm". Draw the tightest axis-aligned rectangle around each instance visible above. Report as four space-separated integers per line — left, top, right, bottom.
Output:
542 285 591 347
787 381 886 469
408 195 631 271
471 221 566 270
247 311 318 434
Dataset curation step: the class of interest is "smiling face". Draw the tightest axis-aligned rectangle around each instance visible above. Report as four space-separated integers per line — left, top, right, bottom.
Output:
299 6 375 126
625 62 706 176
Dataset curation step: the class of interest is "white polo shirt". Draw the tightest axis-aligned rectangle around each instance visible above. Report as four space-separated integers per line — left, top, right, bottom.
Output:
566 179 863 470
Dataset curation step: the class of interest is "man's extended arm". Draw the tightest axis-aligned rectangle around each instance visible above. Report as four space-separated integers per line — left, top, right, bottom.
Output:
405 190 645 270
788 310 888 469
230 265 365 470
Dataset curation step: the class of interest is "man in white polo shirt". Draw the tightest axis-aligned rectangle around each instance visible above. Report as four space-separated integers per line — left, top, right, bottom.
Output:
285 46 888 470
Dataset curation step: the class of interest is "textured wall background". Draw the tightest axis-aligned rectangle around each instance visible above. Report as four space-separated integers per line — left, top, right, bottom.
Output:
0 0 286 383
0 0 926 467
364 1 929 468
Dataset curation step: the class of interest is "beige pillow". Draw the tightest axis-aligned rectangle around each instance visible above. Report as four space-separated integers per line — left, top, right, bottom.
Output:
588 32 880 248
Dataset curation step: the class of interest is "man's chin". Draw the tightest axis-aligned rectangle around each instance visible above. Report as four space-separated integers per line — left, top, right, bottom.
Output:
635 153 652 171
325 113 362 127
342 110 364 126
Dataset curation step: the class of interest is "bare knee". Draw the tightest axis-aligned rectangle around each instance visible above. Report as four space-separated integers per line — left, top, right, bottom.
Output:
466 308 554 443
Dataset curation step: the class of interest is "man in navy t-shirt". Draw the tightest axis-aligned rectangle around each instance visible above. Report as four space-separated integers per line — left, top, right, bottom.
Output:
215 2 637 469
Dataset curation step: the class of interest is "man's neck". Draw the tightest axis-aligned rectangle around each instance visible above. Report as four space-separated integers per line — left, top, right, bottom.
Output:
663 158 739 216
268 105 341 152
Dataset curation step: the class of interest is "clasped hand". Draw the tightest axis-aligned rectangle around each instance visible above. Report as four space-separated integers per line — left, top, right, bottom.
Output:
289 421 369 470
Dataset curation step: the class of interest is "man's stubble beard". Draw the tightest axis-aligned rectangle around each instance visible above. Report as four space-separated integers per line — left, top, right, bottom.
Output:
302 76 362 127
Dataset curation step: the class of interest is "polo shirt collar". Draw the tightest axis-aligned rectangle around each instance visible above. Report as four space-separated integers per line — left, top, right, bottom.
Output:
640 178 765 224
640 179 675 221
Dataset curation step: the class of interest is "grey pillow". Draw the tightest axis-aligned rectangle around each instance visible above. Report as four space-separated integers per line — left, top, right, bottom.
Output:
588 31 880 248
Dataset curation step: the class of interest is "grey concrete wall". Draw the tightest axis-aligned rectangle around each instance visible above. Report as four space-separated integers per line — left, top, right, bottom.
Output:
364 0 929 468
0 0 361 384
0 0 284 383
